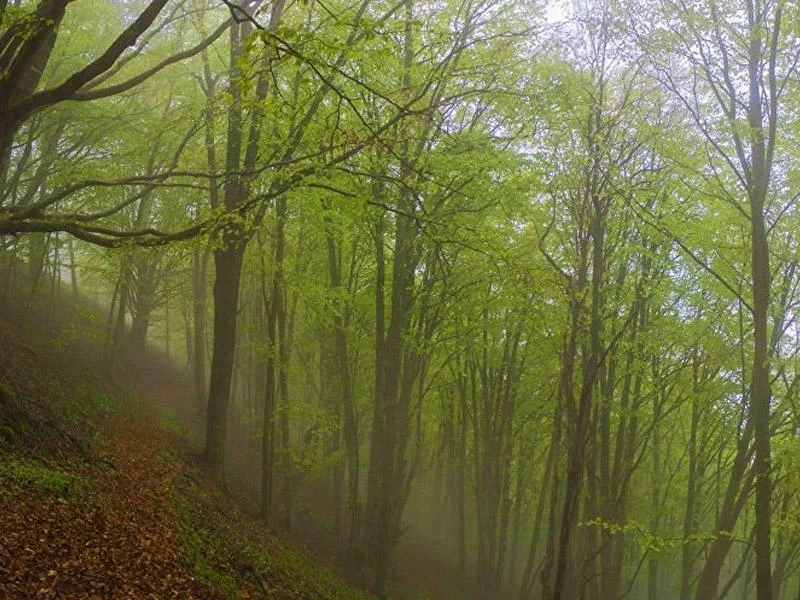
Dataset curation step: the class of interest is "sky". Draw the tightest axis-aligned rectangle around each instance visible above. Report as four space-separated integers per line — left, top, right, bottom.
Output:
544 0 569 23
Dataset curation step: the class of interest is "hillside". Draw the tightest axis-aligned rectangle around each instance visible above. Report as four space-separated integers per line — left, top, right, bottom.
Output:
0 292 376 600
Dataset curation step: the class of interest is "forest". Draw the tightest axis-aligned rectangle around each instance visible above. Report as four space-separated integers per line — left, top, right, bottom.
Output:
2 0 800 598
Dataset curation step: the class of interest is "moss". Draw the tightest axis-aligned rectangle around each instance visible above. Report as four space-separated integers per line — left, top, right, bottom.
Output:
0 456 85 498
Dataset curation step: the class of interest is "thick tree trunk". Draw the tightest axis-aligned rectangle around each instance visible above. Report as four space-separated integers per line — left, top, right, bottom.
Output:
0 0 68 185
204 17 248 484
204 242 245 483
372 205 414 594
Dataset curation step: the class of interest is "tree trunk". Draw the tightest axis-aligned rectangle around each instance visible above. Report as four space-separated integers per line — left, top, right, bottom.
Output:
747 5 774 598
325 220 360 566
681 362 702 600
192 247 209 411
205 242 246 483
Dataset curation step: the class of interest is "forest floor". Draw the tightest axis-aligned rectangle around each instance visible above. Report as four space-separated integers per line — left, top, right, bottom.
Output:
0 288 375 600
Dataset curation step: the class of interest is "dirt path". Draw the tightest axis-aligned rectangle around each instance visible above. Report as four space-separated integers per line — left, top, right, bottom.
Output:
0 411 209 600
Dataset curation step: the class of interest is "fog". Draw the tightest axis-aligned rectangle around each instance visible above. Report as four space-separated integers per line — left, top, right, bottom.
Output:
2 0 800 598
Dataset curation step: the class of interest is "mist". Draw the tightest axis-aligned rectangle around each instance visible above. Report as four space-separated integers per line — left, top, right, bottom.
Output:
1 0 800 599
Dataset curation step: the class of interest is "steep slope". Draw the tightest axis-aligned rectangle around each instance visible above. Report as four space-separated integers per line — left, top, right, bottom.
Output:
0 292 375 600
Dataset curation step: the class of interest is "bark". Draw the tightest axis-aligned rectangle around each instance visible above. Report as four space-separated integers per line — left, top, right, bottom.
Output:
520 400 560 600
205 241 246 483
371 192 415 594
205 0 285 487
68 238 78 296
0 0 68 183
472 310 522 598
540 268 584 599
192 55 216 412
129 258 157 353
647 398 661 600
748 19 774 600
551 174 603 600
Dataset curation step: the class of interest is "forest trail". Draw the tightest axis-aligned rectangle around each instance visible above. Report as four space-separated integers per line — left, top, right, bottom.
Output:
0 293 375 600
0 412 203 599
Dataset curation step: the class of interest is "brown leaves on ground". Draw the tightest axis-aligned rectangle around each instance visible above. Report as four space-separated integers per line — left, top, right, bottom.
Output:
0 413 213 599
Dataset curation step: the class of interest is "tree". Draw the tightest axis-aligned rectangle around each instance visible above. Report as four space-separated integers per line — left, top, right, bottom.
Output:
634 1 800 596
0 0 229 244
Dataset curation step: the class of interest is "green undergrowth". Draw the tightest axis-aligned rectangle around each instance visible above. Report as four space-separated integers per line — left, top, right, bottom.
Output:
243 539 376 600
155 403 201 447
176 497 248 599
63 386 124 424
0 455 87 499
175 489 375 600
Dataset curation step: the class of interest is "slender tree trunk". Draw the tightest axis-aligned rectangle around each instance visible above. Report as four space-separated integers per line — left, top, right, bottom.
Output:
541 299 582 600
551 214 602 600
647 404 661 600
192 247 209 411
694 425 754 599
747 4 775 598
363 206 386 571
457 381 468 595
520 401 559 600
325 220 360 566
681 362 702 600
68 238 78 296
